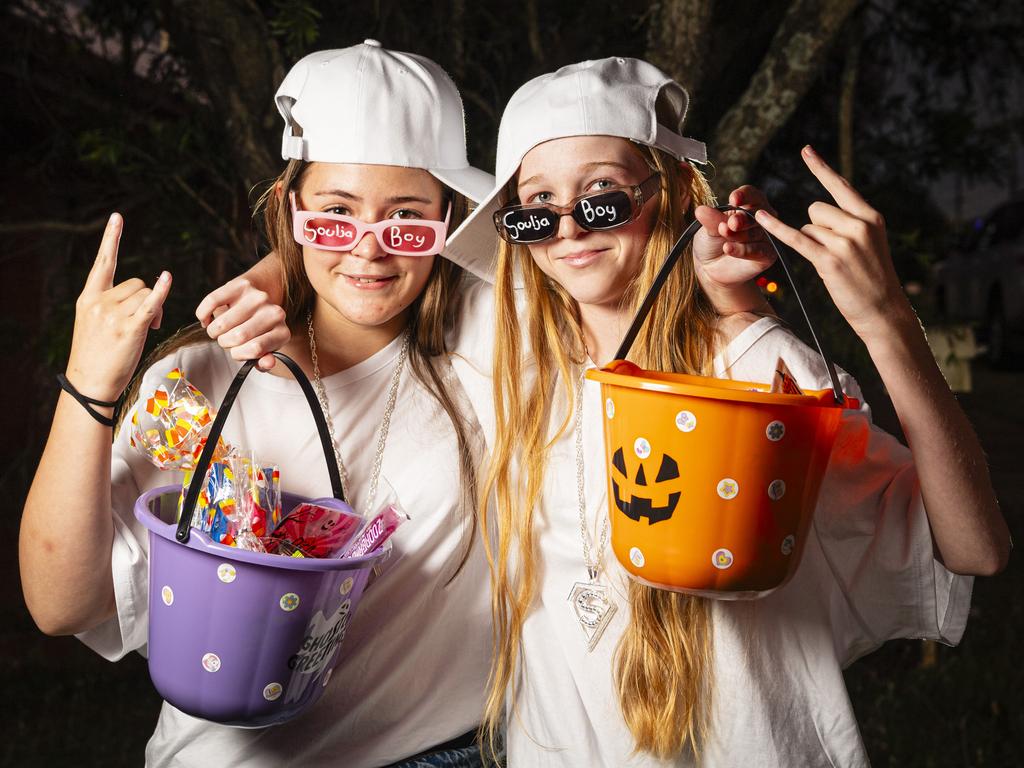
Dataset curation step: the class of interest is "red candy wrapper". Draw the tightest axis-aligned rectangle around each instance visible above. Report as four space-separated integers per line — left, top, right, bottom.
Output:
342 505 407 557
770 357 804 396
263 499 363 558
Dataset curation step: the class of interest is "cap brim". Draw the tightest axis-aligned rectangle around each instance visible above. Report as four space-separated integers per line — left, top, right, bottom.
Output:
440 169 513 284
431 165 496 206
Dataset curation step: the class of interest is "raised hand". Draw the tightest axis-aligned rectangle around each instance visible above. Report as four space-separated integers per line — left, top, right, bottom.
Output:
754 146 911 341
693 185 778 288
65 213 172 401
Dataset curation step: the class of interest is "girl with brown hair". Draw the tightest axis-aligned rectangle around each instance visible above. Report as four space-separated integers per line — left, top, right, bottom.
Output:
22 42 497 767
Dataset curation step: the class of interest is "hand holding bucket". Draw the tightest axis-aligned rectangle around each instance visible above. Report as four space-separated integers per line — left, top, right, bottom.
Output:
587 208 859 599
135 352 388 726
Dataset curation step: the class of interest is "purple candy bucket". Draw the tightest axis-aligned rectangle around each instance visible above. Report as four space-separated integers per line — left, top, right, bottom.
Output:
132 352 386 727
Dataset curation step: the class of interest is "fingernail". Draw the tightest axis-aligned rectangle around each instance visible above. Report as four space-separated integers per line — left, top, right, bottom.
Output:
157 271 169 283
755 209 772 222
803 145 816 157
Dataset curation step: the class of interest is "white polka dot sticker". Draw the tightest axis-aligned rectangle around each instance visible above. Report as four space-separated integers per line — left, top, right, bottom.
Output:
712 548 734 569
279 593 300 612
201 653 221 673
262 682 282 701
768 479 786 501
766 420 786 442
675 410 697 433
161 586 174 606
634 437 651 459
339 577 354 596
781 535 796 556
629 547 646 568
605 398 615 419
217 563 237 584
321 667 334 688
717 478 739 500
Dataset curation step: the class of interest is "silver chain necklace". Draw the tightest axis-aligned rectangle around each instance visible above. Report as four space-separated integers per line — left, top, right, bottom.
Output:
568 366 617 651
307 311 409 512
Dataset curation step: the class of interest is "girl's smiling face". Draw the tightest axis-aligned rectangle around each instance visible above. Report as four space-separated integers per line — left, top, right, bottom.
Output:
516 135 660 309
295 162 443 330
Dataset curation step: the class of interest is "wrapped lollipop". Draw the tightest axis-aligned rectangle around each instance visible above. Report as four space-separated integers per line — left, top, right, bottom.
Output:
130 368 231 470
179 453 281 552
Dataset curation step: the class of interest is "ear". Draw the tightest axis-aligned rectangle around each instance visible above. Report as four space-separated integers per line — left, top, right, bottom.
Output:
677 161 693 211
275 180 285 201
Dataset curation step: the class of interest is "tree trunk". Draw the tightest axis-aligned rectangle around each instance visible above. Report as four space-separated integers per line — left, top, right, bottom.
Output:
709 0 860 197
838 11 862 182
157 0 283 193
644 0 715 105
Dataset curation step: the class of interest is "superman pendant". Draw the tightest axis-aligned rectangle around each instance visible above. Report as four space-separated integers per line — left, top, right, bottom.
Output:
568 580 617 651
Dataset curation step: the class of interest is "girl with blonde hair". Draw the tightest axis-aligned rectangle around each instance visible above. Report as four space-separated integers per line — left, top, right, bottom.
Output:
441 58 1009 766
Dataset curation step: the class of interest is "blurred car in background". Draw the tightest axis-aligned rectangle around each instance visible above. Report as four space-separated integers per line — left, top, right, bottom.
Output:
933 199 1024 366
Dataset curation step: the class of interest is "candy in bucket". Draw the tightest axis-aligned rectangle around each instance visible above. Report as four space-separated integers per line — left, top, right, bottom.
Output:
135 352 389 726
131 369 282 552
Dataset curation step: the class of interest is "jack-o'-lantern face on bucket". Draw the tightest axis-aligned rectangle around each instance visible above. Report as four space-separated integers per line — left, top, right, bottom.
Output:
610 446 684 524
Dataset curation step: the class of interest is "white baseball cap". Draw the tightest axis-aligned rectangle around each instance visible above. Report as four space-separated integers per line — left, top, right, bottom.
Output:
443 57 708 281
275 40 494 206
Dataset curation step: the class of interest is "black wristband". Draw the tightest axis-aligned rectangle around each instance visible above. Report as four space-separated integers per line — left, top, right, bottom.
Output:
56 373 118 427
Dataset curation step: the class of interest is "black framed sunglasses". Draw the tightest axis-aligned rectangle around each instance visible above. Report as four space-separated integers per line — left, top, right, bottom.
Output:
492 172 663 245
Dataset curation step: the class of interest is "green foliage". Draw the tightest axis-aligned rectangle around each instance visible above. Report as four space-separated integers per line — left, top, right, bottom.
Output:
270 0 322 61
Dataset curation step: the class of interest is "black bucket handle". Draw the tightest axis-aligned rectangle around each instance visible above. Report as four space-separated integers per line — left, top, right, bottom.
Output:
612 205 845 405
175 351 343 543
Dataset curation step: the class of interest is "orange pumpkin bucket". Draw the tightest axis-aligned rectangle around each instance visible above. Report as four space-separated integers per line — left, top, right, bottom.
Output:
586 208 859 598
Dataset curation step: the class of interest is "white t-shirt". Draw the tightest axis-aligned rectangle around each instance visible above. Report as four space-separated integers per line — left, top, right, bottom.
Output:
453 297 972 768
77 335 492 768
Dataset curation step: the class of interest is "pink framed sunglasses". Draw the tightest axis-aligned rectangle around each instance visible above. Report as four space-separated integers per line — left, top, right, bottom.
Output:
290 191 450 256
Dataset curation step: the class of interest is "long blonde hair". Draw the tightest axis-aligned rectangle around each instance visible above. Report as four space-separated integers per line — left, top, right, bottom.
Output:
480 143 719 760
124 161 480 570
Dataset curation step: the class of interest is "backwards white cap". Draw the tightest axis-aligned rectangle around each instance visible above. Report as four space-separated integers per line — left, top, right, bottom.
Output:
443 57 707 281
275 40 494 205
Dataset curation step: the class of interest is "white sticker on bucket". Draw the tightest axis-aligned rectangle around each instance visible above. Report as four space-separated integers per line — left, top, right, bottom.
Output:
606 398 615 419
766 420 786 442
202 653 221 673
712 548 734 569
781 535 796 555
675 410 697 433
768 479 786 500
634 437 651 459
263 682 282 701
629 547 646 568
161 586 174 606
217 563 237 584
339 577 354 597
717 478 739 500
280 593 300 612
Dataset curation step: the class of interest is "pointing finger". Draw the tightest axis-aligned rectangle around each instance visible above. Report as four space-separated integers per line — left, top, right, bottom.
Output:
801 146 876 221
83 213 122 295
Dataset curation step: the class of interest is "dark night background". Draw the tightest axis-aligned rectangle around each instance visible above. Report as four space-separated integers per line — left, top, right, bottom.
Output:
2 1 1023 765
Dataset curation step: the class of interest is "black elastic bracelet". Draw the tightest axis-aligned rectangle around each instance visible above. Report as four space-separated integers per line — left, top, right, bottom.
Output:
56 373 118 427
